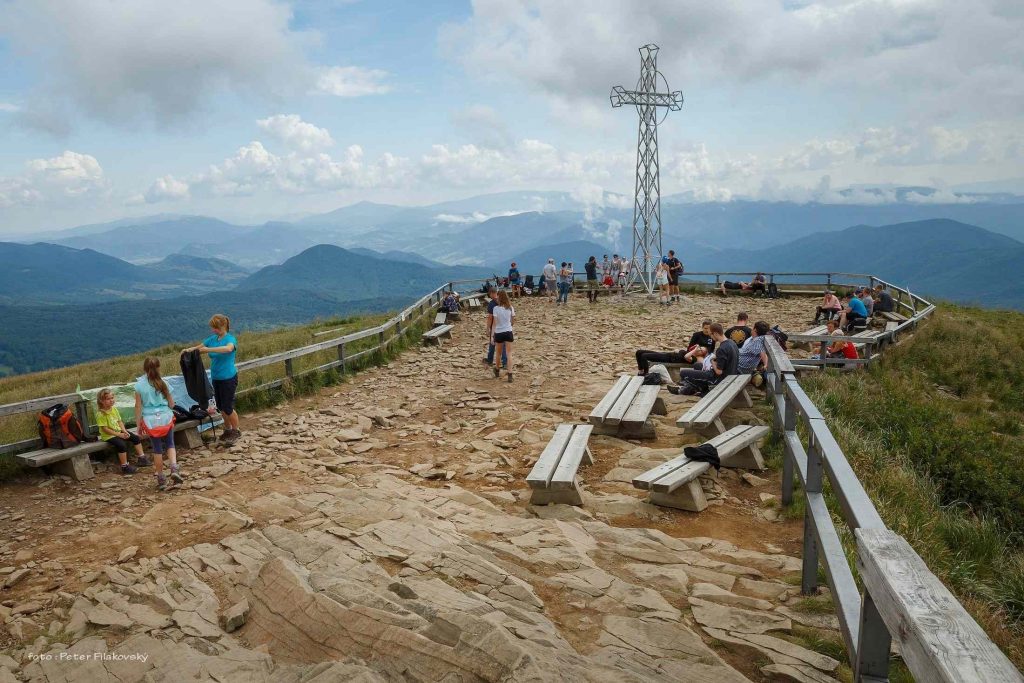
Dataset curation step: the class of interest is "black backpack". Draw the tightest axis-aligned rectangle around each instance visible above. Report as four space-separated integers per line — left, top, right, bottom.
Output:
179 350 213 409
767 282 780 299
769 325 789 350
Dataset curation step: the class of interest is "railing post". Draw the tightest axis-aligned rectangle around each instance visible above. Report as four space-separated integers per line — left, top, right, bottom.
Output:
802 426 824 595
284 358 294 379
337 343 345 371
378 330 385 349
854 589 892 681
781 382 797 506
396 318 402 337
827 273 832 287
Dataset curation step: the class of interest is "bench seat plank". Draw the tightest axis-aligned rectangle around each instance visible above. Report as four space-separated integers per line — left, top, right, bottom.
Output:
16 441 110 468
621 385 662 427
588 374 631 424
433 312 447 326
549 425 594 490
651 461 712 493
526 424 574 489
603 376 644 426
676 375 750 430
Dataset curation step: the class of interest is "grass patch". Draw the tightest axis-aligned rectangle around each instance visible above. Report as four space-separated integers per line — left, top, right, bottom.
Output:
793 305 1024 667
791 595 834 614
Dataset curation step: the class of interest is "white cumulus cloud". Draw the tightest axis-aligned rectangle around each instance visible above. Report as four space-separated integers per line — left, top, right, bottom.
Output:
0 150 107 208
143 175 190 204
257 114 335 154
315 66 391 97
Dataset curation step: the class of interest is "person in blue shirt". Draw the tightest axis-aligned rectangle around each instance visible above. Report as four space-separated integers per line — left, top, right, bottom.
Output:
508 262 522 298
839 291 869 332
183 314 241 444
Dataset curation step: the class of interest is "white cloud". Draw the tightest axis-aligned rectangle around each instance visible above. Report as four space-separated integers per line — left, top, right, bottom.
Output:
442 1 1024 121
143 175 190 204
433 210 526 223
0 103 19 112
0 150 107 208
315 66 391 97
0 0 338 129
257 114 335 154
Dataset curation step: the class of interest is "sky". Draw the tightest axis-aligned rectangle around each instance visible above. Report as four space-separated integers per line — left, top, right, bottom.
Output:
0 0 1022 234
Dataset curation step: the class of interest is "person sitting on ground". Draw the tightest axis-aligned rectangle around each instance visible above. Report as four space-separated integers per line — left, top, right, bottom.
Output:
859 287 874 316
839 291 869 331
507 263 522 298
814 290 843 323
738 321 771 386
441 291 459 313
671 323 737 395
96 388 144 475
873 284 895 314
542 259 557 300
725 312 752 347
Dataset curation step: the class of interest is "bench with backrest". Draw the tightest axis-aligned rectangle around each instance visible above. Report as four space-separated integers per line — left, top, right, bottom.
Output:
433 312 447 327
676 374 753 436
525 424 594 505
588 375 667 439
14 419 215 481
632 424 770 511
422 324 454 346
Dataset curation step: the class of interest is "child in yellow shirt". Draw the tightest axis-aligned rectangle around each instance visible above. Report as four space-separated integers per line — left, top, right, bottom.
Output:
96 389 146 475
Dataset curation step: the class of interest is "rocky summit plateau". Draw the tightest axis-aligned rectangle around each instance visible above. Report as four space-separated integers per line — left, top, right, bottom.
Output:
1 293 845 682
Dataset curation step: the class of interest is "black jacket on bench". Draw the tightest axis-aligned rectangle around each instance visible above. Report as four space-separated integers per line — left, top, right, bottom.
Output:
180 350 213 409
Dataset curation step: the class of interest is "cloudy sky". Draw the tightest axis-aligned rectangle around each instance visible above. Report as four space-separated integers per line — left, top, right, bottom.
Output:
0 0 1021 233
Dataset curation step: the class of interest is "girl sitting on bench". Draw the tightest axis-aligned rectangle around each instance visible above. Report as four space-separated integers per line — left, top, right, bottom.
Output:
96 389 145 475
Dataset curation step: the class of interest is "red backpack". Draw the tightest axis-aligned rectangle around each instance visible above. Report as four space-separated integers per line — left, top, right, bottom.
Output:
37 404 90 449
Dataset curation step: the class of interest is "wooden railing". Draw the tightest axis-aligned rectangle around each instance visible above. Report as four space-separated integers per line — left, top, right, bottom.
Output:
763 293 1021 680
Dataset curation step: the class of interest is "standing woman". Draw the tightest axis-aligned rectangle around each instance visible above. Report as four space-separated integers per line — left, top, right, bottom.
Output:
135 358 183 491
491 290 516 383
183 314 241 444
656 257 671 304
557 261 572 305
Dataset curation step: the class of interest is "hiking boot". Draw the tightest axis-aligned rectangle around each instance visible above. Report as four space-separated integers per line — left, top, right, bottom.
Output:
169 467 184 484
507 372 513 383
121 464 137 475
156 475 169 491
136 456 151 467
667 384 682 395
492 366 500 378
221 430 239 446
680 383 698 396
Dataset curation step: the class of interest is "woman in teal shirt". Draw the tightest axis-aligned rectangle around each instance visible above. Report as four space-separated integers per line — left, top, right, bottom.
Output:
183 314 241 445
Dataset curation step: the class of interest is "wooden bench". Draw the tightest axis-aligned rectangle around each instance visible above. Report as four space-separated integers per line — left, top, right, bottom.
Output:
632 424 770 511
422 324 454 346
676 374 753 436
878 310 907 323
467 297 482 310
588 375 667 439
14 419 214 481
433 312 447 327
792 325 828 351
525 424 594 505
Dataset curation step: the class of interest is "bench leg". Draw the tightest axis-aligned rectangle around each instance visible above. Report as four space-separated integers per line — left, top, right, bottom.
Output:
732 389 753 409
649 481 708 512
49 453 94 481
698 417 728 438
530 481 584 506
582 446 594 466
726 444 766 471
651 396 667 416
174 427 203 451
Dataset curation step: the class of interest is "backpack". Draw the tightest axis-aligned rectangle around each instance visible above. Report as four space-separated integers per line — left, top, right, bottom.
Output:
767 282 780 299
37 403 91 449
769 325 789 351
179 350 213 409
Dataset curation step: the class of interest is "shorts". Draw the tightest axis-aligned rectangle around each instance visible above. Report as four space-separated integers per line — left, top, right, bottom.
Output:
213 374 239 415
586 278 599 290
149 430 175 455
656 274 669 286
668 273 679 286
106 433 141 454
493 331 514 343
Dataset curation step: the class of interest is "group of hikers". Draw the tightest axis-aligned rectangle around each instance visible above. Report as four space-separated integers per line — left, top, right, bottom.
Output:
538 254 631 304
95 314 241 491
813 283 894 328
634 312 775 396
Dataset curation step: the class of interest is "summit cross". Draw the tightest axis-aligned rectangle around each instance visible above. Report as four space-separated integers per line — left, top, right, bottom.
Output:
610 44 684 294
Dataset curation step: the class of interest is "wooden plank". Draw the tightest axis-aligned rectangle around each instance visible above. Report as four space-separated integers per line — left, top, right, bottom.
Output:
588 374 632 424
16 441 110 467
632 453 691 490
676 375 750 428
809 420 886 532
603 376 643 426
764 336 795 374
808 492 863 661
549 425 593 490
856 528 1023 683
0 392 82 418
710 425 770 459
433 312 447 326
525 424 573 489
650 460 711 493
621 385 661 427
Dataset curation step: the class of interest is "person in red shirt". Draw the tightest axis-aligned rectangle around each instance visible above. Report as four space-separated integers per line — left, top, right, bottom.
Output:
825 319 859 362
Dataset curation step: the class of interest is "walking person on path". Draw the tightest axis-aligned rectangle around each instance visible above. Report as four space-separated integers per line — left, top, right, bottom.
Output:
557 261 572 305
491 290 516 382
182 314 241 445
483 287 508 367
134 358 184 491
542 259 557 301
584 256 600 303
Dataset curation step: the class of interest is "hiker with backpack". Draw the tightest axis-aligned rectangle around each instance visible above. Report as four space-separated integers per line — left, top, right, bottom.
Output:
182 314 241 445
96 388 144 475
134 358 183 491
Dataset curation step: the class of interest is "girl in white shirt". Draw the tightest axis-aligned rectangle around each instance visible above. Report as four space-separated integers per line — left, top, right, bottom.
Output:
491 290 516 382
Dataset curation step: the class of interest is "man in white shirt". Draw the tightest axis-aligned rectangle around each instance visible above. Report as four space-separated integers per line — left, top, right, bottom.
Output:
542 259 557 300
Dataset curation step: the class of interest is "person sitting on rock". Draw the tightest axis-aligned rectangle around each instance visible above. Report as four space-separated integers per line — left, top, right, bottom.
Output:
813 290 843 323
839 291 869 331
671 323 737 395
